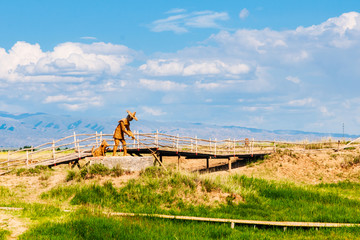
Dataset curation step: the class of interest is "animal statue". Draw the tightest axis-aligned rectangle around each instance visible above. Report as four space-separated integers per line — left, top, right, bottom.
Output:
92 140 110 157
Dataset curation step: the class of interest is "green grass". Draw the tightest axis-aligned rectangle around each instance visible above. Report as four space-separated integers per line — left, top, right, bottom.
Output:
16 165 52 176
3 166 360 239
18 210 360 240
40 167 360 223
0 229 10 240
65 164 126 181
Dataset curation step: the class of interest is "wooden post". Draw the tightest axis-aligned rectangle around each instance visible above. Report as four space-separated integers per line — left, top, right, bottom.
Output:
233 139 236 156
251 138 254 156
231 222 235 229
191 139 193 152
209 138 211 152
215 138 217 157
176 134 179 153
177 155 180 171
206 157 210 170
156 130 159 149
52 140 56 163
228 158 232 172
73 131 77 150
96 131 98 147
133 130 136 148
26 150 29 167
31 146 33 164
7 150 10 170
137 131 140 150
195 136 198 155
274 139 276 152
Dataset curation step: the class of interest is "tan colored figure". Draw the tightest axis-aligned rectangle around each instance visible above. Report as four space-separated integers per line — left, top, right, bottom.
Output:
113 110 138 156
92 140 110 157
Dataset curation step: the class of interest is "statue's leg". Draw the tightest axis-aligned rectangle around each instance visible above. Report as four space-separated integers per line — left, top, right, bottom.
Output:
121 140 127 156
113 139 119 156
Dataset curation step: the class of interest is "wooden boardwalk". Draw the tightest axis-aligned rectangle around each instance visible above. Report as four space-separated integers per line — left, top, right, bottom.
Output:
1 132 274 174
1 206 358 229
110 212 360 229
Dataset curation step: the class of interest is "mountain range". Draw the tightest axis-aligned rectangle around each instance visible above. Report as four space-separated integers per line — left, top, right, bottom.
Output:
1 111 359 148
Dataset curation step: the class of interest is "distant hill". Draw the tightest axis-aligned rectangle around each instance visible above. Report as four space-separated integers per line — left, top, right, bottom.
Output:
0 111 359 148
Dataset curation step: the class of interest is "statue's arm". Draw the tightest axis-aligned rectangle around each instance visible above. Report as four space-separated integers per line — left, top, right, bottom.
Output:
121 122 135 139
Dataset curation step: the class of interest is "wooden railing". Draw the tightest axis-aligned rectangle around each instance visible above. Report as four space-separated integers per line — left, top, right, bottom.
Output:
0 131 357 173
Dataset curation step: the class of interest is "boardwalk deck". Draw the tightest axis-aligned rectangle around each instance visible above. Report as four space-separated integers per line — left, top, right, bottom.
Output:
109 212 360 229
1 131 277 173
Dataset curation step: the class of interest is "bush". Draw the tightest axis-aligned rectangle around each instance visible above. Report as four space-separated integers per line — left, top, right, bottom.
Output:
66 170 76 182
88 164 110 177
16 165 51 176
0 229 10 240
110 165 124 177
66 164 123 181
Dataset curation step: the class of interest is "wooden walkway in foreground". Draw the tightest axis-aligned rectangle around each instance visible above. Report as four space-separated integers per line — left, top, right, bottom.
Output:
0 207 358 229
109 212 360 229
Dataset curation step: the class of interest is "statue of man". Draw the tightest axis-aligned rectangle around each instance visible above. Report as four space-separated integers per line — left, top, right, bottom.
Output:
113 110 138 156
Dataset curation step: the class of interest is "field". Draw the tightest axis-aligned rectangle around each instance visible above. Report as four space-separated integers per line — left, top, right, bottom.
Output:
1 147 360 239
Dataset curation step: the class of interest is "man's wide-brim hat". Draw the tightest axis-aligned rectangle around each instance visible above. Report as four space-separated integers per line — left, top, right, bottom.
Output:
127 110 138 121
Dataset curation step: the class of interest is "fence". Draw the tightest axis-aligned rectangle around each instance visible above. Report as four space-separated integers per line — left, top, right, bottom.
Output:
1 132 358 173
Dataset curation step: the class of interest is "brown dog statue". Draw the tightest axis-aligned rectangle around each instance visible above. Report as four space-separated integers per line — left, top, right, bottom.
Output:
92 140 109 157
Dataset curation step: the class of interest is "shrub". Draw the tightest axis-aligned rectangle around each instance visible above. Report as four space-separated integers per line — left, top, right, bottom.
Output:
16 165 51 176
88 164 110 177
111 165 124 177
66 170 76 182
0 229 10 240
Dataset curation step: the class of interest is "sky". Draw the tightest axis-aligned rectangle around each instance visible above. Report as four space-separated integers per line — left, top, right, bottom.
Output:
1 0 360 134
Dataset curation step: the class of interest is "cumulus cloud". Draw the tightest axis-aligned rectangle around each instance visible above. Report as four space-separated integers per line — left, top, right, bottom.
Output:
81 36 97 40
150 10 229 33
319 106 334 117
142 106 166 116
43 91 103 111
239 8 249 19
288 98 313 106
0 41 135 83
242 106 273 112
139 59 250 76
286 76 301 84
139 79 187 91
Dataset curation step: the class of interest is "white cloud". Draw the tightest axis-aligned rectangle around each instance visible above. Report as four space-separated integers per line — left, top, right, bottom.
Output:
239 8 249 19
242 106 273 112
288 98 313 106
139 59 250 76
166 8 186 14
0 41 135 83
286 76 301 84
195 81 220 90
319 106 334 117
139 79 187 91
81 36 97 40
142 106 166 116
185 11 229 28
43 92 103 111
150 10 229 33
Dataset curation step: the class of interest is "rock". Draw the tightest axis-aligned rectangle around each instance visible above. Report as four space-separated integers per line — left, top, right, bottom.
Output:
88 156 154 171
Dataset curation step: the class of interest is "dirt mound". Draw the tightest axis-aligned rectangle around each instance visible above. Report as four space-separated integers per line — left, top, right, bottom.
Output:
230 149 360 184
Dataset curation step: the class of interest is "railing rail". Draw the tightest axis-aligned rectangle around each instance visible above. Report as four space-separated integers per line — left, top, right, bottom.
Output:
0 131 352 172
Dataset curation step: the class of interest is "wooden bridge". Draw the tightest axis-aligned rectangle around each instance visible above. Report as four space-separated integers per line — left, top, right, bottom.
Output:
1 131 356 175
0 131 277 175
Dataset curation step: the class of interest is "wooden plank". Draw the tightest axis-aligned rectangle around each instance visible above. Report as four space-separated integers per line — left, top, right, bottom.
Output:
108 212 360 228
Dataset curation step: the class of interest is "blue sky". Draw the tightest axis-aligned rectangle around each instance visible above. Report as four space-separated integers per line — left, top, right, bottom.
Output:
1 0 360 134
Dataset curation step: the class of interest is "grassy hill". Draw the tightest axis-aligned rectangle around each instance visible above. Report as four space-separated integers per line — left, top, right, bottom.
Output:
1 148 360 239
